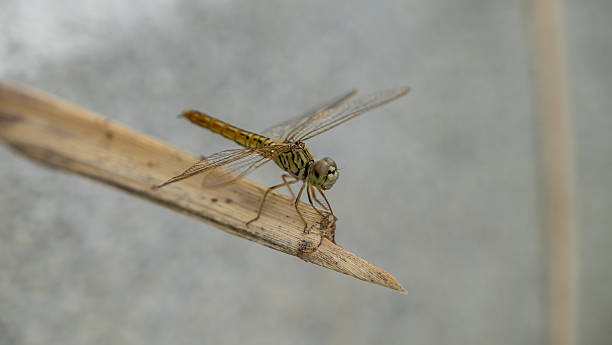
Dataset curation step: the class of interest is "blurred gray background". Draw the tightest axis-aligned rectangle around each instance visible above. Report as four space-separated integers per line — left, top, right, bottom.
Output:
1 1 610 344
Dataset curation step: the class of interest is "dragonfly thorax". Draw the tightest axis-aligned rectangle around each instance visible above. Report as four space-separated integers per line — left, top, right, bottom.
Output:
309 157 339 190
272 142 315 180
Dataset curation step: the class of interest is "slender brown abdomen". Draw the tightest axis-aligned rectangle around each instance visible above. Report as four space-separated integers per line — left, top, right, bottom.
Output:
181 110 275 148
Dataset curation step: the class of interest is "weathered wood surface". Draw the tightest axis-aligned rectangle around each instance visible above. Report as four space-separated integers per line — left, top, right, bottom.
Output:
0 81 406 293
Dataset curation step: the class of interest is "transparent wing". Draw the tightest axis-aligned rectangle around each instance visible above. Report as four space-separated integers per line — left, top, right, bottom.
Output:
260 89 357 141
199 149 277 188
287 87 409 142
154 144 290 189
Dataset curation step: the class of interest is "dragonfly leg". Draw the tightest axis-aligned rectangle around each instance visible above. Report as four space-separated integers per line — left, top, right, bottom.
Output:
307 184 326 218
294 181 309 233
315 186 335 219
281 174 297 199
309 184 330 211
246 178 299 227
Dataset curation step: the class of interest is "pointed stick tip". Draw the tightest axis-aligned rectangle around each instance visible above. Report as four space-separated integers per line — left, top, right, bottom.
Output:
301 237 407 293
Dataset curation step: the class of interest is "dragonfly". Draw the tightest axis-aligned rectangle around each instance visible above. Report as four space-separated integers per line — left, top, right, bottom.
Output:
154 87 410 232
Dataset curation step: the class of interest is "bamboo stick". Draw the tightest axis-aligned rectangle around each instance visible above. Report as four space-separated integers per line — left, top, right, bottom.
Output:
0 81 405 293
529 1 576 344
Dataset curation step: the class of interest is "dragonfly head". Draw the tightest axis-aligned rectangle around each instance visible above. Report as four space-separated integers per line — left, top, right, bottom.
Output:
310 157 339 190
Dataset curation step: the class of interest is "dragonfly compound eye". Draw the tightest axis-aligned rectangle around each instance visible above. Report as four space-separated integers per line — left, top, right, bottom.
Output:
316 157 338 190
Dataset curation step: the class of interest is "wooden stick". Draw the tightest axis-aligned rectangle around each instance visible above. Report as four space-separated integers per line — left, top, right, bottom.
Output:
0 81 406 293
529 1 576 344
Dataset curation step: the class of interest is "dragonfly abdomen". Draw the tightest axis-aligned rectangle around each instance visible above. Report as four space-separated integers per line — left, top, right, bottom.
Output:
182 110 275 148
